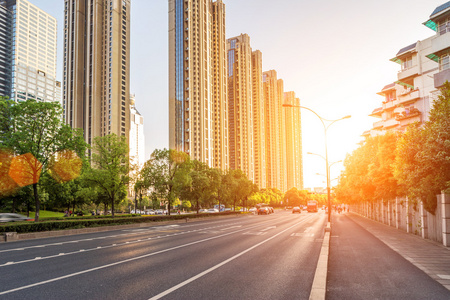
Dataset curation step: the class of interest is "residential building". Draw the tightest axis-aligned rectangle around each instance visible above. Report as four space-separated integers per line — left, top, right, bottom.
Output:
252 50 266 189
210 0 228 170
0 0 60 104
227 34 254 181
169 0 227 168
366 2 450 138
278 78 286 192
423 1 450 89
263 70 284 191
284 91 303 190
129 94 145 169
63 0 131 149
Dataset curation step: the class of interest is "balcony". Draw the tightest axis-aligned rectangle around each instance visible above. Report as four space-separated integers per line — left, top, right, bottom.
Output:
397 89 420 105
431 32 450 55
383 118 399 129
369 107 382 117
398 65 419 81
382 99 398 110
395 107 422 121
434 68 450 88
373 120 384 129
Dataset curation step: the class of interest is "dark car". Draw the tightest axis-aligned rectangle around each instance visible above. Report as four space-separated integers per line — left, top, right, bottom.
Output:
258 207 270 215
292 207 301 213
0 213 32 222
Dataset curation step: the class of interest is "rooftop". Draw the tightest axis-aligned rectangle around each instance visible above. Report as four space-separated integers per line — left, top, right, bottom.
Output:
430 1 450 19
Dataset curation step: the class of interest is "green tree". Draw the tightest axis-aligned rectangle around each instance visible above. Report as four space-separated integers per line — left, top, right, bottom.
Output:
141 149 191 215
0 98 86 221
395 82 450 212
83 134 129 217
369 131 399 201
181 160 219 212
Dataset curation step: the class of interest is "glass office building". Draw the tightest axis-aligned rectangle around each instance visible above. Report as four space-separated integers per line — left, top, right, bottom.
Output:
0 0 60 104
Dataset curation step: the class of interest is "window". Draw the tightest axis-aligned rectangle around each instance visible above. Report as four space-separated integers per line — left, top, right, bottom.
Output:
402 56 413 70
440 53 450 71
438 18 450 35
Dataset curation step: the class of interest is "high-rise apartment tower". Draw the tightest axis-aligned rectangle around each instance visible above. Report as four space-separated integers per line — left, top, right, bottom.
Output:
263 70 284 191
227 34 254 181
63 0 131 147
252 50 266 189
284 91 303 190
169 0 228 168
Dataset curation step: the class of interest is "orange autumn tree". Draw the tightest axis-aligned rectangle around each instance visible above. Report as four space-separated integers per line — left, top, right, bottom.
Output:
0 98 86 221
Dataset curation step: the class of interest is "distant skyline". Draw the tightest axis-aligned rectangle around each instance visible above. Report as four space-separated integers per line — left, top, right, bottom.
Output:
28 0 446 189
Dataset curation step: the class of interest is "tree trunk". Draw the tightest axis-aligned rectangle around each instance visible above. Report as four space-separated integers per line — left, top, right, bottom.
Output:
111 195 115 218
33 183 40 222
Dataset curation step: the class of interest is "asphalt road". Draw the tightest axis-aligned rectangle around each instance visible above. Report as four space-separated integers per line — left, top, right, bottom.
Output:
0 210 327 300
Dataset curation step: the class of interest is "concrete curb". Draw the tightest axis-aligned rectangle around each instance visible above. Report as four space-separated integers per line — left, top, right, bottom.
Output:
309 221 331 300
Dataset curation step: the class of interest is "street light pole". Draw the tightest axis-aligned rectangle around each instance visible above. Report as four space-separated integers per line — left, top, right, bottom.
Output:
283 103 350 222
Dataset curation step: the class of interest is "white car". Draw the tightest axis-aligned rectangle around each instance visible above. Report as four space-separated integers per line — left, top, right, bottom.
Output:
207 208 219 213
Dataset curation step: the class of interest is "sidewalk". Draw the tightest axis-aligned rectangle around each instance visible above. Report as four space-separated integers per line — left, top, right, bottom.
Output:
326 212 450 299
347 212 450 290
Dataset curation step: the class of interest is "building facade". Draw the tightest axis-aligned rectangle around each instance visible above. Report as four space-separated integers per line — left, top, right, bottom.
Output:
227 34 254 181
252 50 266 189
0 0 60 104
63 0 131 148
263 70 284 191
424 1 450 89
129 94 145 169
169 0 227 168
366 2 450 137
284 91 303 190
210 0 228 170
277 78 286 192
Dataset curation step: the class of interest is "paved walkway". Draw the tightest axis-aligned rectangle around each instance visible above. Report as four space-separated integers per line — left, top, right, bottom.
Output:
346 212 450 291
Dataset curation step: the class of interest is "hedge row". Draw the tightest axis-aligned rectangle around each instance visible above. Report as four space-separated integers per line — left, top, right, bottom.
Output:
39 214 141 221
0 212 242 234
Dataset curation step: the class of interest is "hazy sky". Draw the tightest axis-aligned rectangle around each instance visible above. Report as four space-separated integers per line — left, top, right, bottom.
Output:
28 0 446 189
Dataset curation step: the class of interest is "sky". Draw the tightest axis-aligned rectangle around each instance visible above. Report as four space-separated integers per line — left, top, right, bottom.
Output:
28 0 446 189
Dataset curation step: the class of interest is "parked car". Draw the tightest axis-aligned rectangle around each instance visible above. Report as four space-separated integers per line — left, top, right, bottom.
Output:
249 207 257 212
0 213 32 222
154 209 164 215
292 207 301 213
207 208 219 213
199 209 208 213
258 207 270 215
